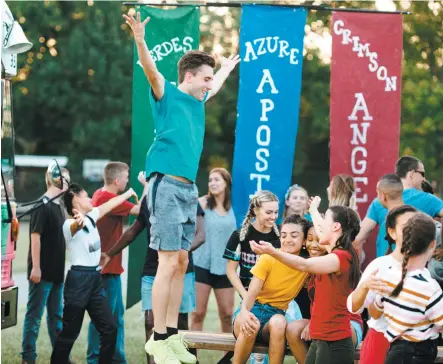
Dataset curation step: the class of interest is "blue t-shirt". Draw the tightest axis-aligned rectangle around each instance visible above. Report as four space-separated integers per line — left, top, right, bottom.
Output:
146 80 207 183
367 188 443 257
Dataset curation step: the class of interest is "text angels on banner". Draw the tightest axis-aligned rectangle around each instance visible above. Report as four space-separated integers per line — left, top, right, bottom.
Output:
128 6 200 308
231 5 307 226
329 12 403 264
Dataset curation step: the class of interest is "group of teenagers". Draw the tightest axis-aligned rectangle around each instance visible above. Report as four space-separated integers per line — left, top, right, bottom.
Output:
21 9 443 364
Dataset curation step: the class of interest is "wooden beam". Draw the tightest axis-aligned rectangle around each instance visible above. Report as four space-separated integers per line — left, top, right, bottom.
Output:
182 331 443 363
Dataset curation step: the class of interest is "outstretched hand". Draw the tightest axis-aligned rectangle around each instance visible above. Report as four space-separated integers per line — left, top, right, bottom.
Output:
217 54 240 72
250 240 275 255
123 11 150 43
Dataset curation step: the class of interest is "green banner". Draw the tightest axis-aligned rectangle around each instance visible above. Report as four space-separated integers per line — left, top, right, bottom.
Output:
128 6 200 309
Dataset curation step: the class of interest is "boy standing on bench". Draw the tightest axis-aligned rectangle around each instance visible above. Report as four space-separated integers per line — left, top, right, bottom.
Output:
123 10 239 364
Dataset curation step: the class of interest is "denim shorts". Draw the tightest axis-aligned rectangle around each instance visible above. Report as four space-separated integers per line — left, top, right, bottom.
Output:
233 301 285 343
285 300 303 323
147 174 198 251
141 272 196 313
350 320 363 348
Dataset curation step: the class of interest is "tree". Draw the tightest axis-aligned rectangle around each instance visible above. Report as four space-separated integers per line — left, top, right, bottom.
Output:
9 1 442 201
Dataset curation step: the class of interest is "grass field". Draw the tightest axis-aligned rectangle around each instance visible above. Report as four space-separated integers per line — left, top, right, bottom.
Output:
1 223 298 363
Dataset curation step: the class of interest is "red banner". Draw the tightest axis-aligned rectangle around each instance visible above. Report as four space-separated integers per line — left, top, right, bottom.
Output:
330 12 403 265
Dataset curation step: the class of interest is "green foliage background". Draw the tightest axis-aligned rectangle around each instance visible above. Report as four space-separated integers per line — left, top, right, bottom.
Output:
8 0 443 202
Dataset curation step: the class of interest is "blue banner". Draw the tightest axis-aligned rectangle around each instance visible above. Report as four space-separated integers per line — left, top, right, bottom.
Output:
232 5 307 226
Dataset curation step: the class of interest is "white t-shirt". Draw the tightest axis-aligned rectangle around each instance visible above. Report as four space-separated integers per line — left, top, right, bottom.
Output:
347 254 401 332
63 207 101 267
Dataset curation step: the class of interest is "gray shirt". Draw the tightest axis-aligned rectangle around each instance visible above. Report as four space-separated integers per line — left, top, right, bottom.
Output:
193 207 236 275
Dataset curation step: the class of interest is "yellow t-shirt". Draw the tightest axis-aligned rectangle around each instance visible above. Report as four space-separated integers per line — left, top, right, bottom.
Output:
251 253 308 310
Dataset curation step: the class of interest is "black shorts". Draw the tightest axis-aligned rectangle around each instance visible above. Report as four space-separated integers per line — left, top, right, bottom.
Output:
194 266 232 289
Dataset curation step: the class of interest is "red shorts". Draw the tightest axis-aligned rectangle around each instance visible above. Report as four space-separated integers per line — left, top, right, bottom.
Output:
359 328 390 364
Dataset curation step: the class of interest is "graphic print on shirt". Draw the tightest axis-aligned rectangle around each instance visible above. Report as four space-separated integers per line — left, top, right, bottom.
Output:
88 239 101 253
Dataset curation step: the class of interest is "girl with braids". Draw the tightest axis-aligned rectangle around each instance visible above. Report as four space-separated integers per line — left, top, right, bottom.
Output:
369 213 443 364
223 190 280 364
347 205 417 364
224 190 280 298
232 215 311 364
251 201 361 364
51 184 137 364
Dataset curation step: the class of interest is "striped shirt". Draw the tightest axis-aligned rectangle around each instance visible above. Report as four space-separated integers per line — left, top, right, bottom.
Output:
373 266 443 342
347 254 400 333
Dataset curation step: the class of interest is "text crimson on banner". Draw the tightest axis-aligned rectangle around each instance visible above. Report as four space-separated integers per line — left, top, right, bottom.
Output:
128 6 200 309
231 5 307 227
329 12 403 265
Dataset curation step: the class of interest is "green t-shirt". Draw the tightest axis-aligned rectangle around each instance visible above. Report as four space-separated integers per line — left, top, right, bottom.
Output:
146 80 206 183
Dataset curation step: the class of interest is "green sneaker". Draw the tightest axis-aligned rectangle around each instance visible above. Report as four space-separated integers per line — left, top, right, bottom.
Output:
145 336 180 364
167 334 197 364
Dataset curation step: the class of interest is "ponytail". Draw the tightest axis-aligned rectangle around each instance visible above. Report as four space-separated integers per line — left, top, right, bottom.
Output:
329 206 361 289
333 228 361 289
63 183 83 217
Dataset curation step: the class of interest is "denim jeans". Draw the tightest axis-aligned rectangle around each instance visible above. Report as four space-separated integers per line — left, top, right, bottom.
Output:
21 280 63 362
385 339 438 364
87 274 126 364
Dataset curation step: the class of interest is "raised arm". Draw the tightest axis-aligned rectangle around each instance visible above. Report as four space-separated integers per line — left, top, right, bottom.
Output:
309 196 325 239
250 240 341 274
354 217 377 258
206 54 240 101
97 188 137 220
123 11 164 100
110 220 145 258
129 173 149 216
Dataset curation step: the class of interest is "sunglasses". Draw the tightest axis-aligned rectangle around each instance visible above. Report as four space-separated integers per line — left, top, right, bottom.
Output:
414 170 425 178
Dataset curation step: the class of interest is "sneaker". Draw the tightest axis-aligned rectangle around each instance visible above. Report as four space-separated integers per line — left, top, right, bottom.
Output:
250 353 268 364
145 336 180 364
167 333 197 364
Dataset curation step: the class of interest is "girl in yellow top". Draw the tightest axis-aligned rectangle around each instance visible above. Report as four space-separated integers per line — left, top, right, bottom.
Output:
232 215 311 364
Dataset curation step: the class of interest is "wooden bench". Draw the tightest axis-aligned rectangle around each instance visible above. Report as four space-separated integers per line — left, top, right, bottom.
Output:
182 331 443 364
